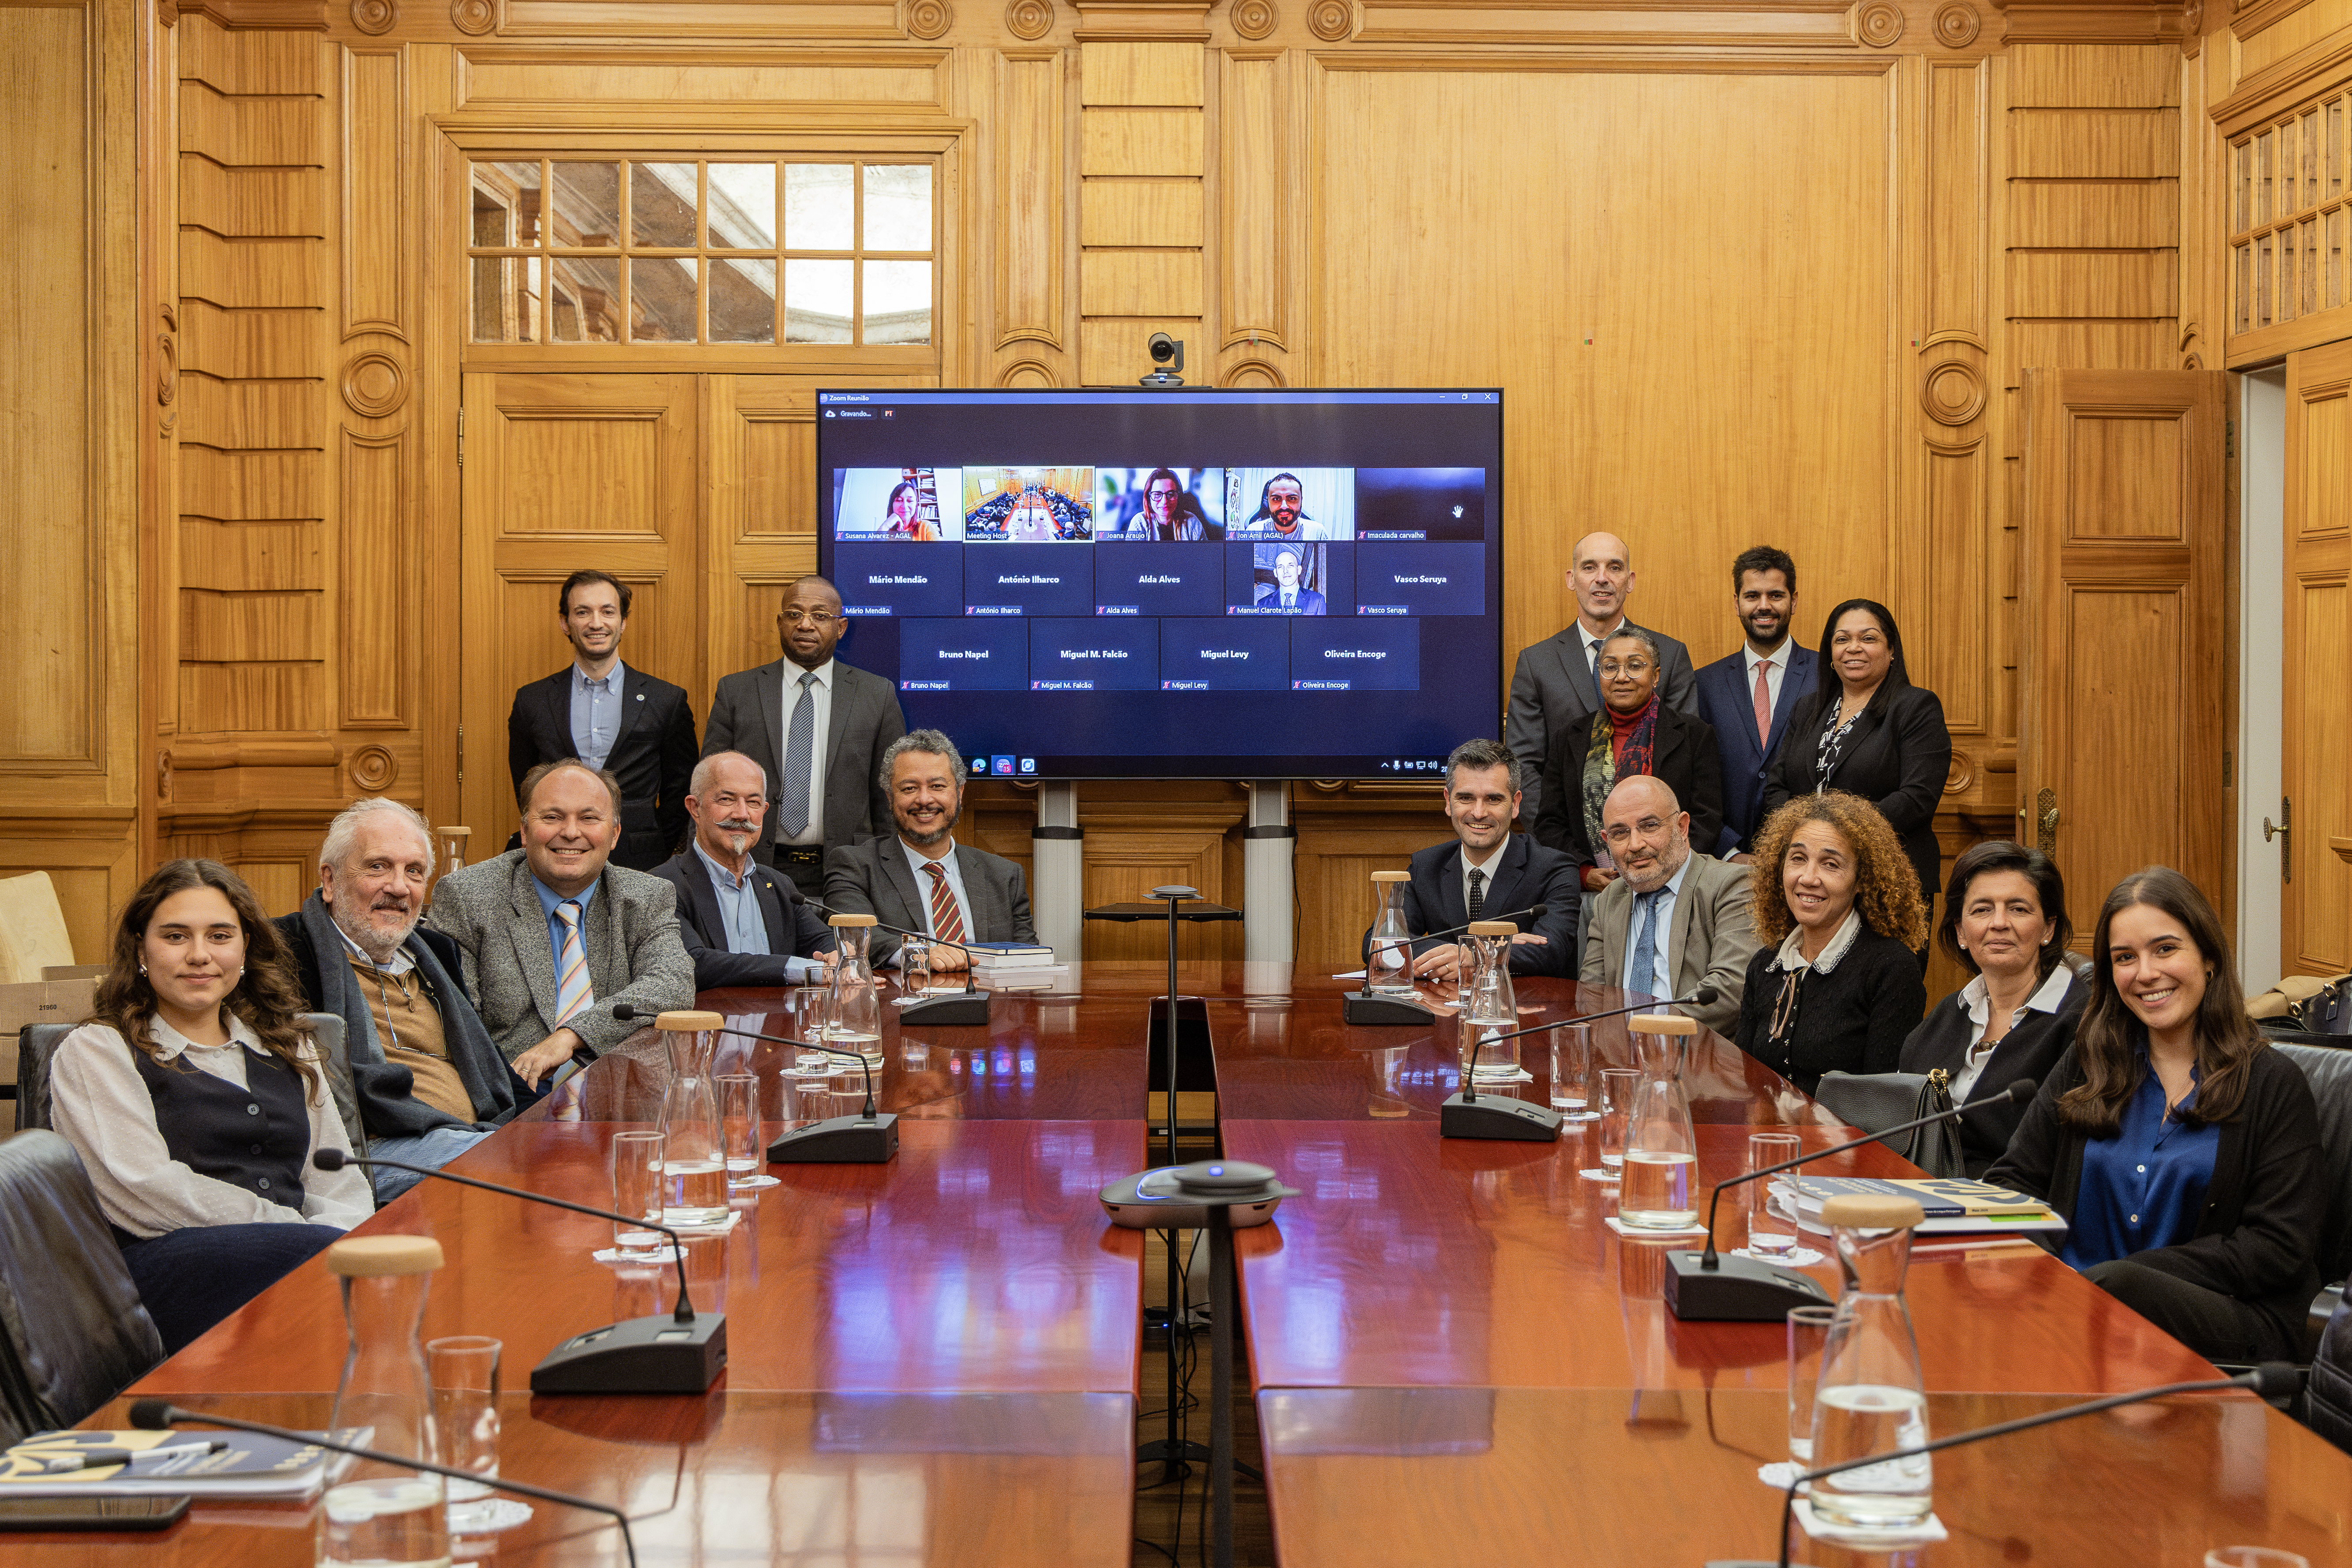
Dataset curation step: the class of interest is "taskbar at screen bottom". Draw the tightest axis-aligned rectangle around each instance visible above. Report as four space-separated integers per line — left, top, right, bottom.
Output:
956 754 1455 781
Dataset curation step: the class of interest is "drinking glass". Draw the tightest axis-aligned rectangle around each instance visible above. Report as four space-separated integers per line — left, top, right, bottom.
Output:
718 1072 777 1190
1549 1024 1598 1120
609 1130 665 1256
902 937 934 996
425 1336 503 1533
1598 1068 1642 1178
789 986 834 1075
1746 1132 1803 1260
1785 1305 1837 1463
2205 1552 2311 1568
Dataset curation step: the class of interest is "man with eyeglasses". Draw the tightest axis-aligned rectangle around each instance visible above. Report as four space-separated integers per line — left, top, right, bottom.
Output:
703 574 908 899
651 750 838 989
1577 774 1755 1034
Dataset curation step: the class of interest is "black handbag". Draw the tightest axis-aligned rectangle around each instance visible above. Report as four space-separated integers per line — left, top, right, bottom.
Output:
1812 1067 1966 1180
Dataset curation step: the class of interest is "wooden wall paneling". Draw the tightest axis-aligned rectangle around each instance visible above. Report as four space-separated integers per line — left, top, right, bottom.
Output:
1071 787 1245 961
1217 47 1285 369
995 48 1069 372
1079 42 1207 385
1293 788 1448 974
0 816 142 967
142 0 183 876
2281 340 2352 976
413 47 462 835
342 47 405 336
339 432 408 726
704 374 819 705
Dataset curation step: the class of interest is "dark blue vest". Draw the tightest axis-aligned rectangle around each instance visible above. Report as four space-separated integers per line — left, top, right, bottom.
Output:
131 1039 311 1213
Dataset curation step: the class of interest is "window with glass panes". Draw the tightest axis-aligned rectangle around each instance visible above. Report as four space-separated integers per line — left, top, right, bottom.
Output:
467 160 934 346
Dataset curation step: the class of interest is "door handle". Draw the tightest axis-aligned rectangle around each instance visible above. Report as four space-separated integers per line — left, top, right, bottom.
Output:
2265 797 2292 883
2035 788 2059 856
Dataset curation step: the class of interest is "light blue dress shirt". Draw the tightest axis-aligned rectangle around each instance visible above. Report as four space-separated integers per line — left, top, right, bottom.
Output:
531 873 598 975
1618 853 1691 1001
694 842 771 957
570 660 625 771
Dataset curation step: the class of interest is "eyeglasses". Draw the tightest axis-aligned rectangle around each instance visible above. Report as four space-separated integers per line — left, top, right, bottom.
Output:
780 609 838 626
1596 658 1654 677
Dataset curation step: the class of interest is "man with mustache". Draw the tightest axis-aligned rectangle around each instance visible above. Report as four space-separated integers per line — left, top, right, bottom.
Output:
1578 775 1756 1034
1231 472 1344 541
651 750 839 989
1692 544 1819 861
275 797 527 1201
824 730 1035 969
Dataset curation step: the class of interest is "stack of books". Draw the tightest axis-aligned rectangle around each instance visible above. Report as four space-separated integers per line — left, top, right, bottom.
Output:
966 943 1065 987
1771 1175 2066 1236
0 1428 361 1498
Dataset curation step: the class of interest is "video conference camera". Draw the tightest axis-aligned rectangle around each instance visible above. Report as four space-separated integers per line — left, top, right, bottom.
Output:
1140 331 1185 387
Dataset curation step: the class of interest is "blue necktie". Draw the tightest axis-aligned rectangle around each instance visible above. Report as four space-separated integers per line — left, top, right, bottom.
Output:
777 671 817 839
1630 890 1661 999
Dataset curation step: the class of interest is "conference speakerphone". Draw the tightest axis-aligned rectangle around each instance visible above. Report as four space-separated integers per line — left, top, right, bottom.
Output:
815 389 1503 780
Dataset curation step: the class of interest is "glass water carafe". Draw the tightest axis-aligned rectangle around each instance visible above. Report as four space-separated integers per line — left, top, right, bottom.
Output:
1809 1193 1932 1529
1365 872 1417 996
1459 920 1520 1082
1618 1014 1699 1229
825 914 884 1062
656 1010 730 1226
321 1235 451 1568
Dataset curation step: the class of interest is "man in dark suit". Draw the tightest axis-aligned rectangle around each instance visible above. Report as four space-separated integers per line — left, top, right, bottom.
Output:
825 729 1035 969
703 573 908 901
506 569 697 872
1692 545 1819 860
650 750 837 990
1358 737 1579 978
1251 543 1326 614
1504 530 1698 825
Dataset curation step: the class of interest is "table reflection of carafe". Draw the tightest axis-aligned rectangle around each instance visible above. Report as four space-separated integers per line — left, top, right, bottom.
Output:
824 913 885 1065
1459 920 1520 1082
1810 1193 1933 1530
1365 871 1417 996
321 1236 451 1568
656 1010 730 1226
1618 1013 1699 1230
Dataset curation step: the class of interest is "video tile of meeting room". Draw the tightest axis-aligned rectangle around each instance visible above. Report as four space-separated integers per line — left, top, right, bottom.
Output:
961 466 1096 543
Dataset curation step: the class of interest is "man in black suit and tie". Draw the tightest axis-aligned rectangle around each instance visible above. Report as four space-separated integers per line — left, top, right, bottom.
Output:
650 750 838 990
1504 530 1698 826
1691 545 1820 860
506 569 697 872
1358 738 1579 979
703 574 908 900
825 730 1035 970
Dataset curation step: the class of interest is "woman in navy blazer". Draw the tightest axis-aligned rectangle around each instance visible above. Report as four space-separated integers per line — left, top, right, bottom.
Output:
1762 598 1952 922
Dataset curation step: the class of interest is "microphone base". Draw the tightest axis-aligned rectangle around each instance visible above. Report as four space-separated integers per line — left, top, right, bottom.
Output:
530 1311 727 1395
1439 1092 1563 1142
1663 1249 1834 1320
766 1112 899 1164
1344 991 1438 1026
900 990 991 1026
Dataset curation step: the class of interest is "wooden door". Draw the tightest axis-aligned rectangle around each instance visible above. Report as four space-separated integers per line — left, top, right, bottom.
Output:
2281 342 2352 977
458 372 699 854
2020 370 2232 943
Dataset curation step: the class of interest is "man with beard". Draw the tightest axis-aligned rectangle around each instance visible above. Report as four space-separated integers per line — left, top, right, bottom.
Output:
1232 471 1341 541
275 798 526 1201
505 570 697 871
1692 545 1818 859
651 750 838 989
823 730 1035 969
1578 775 1755 1034
703 573 907 901
1504 530 1697 826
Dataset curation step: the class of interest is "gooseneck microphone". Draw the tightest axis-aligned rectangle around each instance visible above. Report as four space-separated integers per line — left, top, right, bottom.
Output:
1703 1364 2302 1568
311 1150 725 1394
1439 989 1722 1143
1347 904 1552 1027
804 896 993 1026
1462 985 1725 1064
1661 1076 2041 1322
128 1399 639 1568
615 1006 900 1166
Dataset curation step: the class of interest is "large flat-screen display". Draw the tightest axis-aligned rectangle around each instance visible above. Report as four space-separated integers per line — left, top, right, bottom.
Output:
815 387 1503 781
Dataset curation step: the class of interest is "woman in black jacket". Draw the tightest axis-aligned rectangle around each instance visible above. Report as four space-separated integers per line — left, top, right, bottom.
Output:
1986 868 2326 1366
1762 599 1952 928
1533 628 1724 888
1735 790 1929 1094
1899 841 2086 1175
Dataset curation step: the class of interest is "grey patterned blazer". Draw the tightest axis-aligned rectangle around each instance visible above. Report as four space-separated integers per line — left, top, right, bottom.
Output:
423 849 695 1063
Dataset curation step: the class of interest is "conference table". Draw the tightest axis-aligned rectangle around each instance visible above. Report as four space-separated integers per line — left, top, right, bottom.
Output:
22 963 2352 1565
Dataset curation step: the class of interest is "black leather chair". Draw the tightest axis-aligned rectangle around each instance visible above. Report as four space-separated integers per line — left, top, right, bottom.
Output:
0 1129 164 1444
15 1014 353 1140
2310 1289 2352 1451
2276 1042 2352 1351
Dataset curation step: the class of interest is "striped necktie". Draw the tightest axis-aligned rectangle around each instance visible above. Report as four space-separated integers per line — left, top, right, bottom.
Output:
923 861 968 946
553 900 594 1025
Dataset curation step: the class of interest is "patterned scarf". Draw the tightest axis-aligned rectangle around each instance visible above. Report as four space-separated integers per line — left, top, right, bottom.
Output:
1578 695 1660 861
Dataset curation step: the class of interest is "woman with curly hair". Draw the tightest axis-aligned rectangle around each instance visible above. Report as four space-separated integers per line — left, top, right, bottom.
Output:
1734 791 1929 1093
1987 868 2325 1365
50 859 372 1353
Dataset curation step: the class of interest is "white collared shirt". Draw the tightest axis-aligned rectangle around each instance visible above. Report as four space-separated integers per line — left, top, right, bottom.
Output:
1743 639 1791 725
1619 852 1692 1000
48 1014 375 1238
1767 906 1864 977
1950 965 2075 1102
777 659 835 847
1579 615 1628 678
900 836 973 948
1458 840 1507 919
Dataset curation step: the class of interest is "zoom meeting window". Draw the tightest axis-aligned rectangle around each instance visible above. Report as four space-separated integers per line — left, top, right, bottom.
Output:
815 389 1503 780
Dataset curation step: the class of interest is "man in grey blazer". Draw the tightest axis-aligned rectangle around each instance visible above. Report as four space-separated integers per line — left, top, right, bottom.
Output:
425 759 696 1087
703 574 908 900
824 729 1035 970
1578 775 1757 1036
1504 530 1698 825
